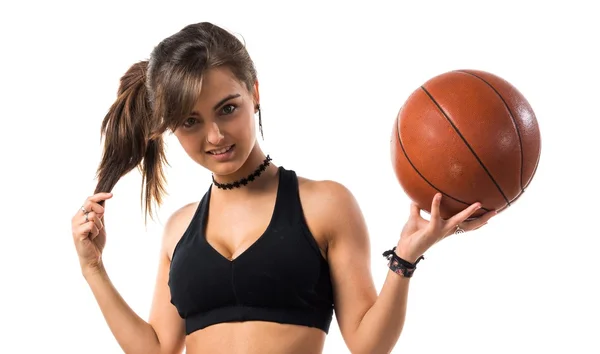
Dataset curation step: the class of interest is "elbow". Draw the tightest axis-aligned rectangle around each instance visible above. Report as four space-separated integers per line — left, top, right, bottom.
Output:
351 346 394 354
348 338 396 354
124 345 162 354
122 334 165 354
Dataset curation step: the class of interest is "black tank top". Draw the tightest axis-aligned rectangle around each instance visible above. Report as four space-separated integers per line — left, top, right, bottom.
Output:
168 167 334 335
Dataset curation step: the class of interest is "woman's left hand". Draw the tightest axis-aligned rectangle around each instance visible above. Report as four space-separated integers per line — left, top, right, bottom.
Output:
395 193 498 263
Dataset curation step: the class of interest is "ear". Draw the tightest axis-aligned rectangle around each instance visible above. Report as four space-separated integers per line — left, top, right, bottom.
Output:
253 80 260 110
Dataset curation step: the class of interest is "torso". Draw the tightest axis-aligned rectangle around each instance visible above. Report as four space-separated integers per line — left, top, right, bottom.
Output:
164 168 331 354
185 322 325 354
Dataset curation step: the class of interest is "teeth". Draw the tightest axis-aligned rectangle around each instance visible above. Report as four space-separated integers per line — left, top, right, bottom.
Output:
211 146 232 155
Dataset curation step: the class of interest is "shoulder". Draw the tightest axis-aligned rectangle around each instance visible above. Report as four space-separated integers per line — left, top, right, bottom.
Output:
297 176 357 207
296 175 364 242
163 201 200 261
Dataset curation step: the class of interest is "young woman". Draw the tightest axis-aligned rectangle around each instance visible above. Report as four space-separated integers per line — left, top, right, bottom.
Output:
71 22 495 354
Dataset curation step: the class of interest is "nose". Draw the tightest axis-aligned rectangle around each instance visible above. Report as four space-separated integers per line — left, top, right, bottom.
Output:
206 122 225 145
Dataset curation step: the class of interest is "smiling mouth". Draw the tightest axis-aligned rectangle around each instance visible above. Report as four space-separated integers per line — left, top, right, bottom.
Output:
208 145 234 155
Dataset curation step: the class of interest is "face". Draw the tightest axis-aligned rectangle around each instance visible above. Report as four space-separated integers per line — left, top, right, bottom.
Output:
173 67 259 175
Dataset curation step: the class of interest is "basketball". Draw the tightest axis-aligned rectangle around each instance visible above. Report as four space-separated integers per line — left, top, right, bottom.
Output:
390 69 541 220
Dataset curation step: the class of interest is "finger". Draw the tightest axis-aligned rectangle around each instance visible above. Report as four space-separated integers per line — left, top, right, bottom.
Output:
441 226 456 239
87 221 100 237
85 212 104 230
464 210 497 230
89 224 101 240
74 222 97 242
81 200 103 215
80 211 94 226
88 192 113 203
472 222 488 231
81 193 113 214
93 213 104 231
410 203 421 218
448 201 482 227
429 193 442 224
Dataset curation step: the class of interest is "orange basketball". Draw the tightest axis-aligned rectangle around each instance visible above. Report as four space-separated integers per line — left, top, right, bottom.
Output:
390 69 541 219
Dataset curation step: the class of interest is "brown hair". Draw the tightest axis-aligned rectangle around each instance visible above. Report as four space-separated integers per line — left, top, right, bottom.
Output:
93 22 258 222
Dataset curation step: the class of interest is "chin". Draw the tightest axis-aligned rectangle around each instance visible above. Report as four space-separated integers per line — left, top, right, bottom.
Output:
200 146 248 176
209 161 243 176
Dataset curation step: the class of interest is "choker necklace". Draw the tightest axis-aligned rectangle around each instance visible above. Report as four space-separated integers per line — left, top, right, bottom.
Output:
212 155 273 190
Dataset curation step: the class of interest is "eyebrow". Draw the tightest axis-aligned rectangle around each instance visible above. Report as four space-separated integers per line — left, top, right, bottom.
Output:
190 93 241 117
213 93 241 111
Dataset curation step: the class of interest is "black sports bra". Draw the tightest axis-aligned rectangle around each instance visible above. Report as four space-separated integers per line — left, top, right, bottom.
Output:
168 167 334 335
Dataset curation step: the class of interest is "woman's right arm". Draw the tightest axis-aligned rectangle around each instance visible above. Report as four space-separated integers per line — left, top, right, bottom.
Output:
76 195 186 354
84 252 185 354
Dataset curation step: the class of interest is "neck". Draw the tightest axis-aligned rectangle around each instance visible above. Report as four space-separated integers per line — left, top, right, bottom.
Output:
211 144 278 192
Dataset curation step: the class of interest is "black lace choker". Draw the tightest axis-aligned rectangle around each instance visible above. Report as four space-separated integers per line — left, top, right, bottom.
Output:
212 155 273 190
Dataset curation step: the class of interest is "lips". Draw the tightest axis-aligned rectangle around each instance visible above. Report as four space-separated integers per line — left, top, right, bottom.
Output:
207 144 234 155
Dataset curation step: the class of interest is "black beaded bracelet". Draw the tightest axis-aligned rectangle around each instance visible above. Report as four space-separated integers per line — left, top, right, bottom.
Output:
382 247 425 278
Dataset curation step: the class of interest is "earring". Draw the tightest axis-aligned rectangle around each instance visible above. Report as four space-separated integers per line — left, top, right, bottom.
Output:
256 104 264 140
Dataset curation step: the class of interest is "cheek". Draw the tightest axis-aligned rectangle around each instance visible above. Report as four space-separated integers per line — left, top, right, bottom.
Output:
175 133 202 155
231 111 256 140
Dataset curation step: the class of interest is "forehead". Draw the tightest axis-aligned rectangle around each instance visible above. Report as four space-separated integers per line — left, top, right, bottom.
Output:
196 67 247 102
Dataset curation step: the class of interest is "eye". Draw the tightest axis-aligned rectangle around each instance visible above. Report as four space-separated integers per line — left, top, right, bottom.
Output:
220 104 237 115
182 117 197 128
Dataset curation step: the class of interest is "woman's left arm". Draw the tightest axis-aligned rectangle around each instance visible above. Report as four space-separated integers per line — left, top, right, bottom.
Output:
320 182 495 354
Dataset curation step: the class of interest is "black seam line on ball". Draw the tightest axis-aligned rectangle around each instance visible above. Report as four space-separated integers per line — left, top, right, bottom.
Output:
395 112 492 212
456 70 524 193
420 85 510 206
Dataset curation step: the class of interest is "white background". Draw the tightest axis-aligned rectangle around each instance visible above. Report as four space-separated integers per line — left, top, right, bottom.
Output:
1 0 599 353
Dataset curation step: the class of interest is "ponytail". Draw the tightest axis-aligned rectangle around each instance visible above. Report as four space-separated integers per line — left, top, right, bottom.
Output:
94 61 168 223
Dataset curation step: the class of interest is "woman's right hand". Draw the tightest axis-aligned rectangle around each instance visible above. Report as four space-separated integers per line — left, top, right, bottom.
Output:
71 192 113 274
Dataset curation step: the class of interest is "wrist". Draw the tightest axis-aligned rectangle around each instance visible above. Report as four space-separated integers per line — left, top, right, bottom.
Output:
81 261 107 280
394 244 421 264
383 246 425 278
